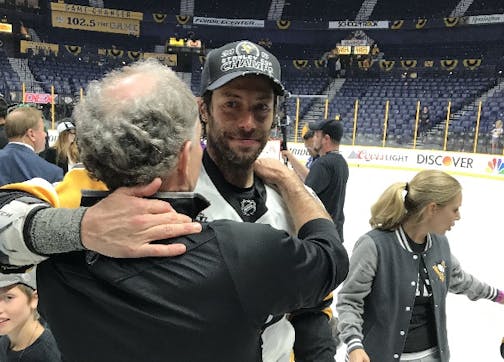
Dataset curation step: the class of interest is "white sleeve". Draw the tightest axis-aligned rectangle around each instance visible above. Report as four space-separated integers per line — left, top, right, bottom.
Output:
0 198 50 267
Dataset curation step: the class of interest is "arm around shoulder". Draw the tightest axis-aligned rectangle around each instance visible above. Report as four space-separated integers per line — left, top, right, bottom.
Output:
0 190 55 267
254 158 331 233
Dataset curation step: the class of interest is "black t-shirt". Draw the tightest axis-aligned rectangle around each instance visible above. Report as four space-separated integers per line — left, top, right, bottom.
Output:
403 236 438 353
0 328 61 362
305 152 348 242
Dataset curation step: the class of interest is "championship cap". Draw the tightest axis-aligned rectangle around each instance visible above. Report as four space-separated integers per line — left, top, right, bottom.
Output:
309 119 344 142
200 40 285 96
0 268 37 290
56 119 75 134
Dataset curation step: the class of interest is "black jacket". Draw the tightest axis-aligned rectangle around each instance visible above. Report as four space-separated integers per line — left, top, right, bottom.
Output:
36 192 348 362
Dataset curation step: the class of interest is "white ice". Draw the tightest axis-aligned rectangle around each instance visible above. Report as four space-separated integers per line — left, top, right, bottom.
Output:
333 166 504 362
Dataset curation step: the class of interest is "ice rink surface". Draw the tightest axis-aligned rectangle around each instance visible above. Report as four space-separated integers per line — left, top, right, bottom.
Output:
333 165 504 362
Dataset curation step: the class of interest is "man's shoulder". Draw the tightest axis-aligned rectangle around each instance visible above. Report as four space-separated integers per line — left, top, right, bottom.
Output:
210 218 271 231
210 219 282 241
321 152 348 170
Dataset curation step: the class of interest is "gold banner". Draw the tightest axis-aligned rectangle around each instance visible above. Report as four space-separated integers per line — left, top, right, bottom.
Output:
51 3 142 19
463 59 481 70
379 60 395 71
354 46 370 55
0 23 12 33
444 17 459 27
401 60 417 69
416 19 427 29
293 60 308 69
51 3 142 36
65 45 81 56
143 52 177 67
176 15 190 25
98 48 124 58
276 20 291 30
440 59 458 71
391 20 404 30
20 40 59 55
153 13 167 23
128 50 141 61
336 45 351 55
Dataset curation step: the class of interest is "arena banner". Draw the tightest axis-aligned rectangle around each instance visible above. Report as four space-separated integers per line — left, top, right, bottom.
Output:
270 141 504 180
20 40 59 55
193 16 264 28
465 14 504 25
23 92 53 104
0 23 12 33
143 52 177 66
328 20 389 29
98 48 124 58
50 2 143 36
341 39 368 46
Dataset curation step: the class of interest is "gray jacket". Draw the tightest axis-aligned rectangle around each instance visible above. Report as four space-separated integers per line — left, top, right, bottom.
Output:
337 226 499 362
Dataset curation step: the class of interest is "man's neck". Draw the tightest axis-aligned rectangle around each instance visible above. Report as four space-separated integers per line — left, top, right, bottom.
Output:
220 167 254 188
205 148 254 188
320 144 339 156
9 140 35 152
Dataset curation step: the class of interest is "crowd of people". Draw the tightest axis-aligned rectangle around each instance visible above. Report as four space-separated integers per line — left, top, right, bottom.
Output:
0 40 502 362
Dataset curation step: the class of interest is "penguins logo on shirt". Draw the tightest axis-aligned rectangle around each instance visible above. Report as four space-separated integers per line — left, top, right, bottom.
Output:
240 199 257 216
432 261 446 283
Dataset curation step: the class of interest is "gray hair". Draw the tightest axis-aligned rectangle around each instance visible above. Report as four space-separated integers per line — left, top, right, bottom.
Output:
74 59 198 190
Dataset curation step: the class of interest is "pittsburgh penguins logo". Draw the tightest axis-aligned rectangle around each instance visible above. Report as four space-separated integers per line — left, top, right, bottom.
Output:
235 41 260 58
432 261 446 282
195 213 208 222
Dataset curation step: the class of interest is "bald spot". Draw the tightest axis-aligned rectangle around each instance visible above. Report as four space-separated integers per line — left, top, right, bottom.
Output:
104 73 157 102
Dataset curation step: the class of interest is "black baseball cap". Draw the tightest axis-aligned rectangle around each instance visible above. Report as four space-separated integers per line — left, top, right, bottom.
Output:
200 40 285 96
309 119 344 142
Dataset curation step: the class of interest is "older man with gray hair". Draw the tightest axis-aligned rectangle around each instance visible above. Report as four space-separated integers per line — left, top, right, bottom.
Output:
0 59 348 362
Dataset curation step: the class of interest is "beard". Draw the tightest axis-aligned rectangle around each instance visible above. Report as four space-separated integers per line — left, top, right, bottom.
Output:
206 118 269 170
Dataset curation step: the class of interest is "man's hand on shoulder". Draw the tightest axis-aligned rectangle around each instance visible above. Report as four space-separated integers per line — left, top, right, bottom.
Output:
254 158 296 189
81 178 202 258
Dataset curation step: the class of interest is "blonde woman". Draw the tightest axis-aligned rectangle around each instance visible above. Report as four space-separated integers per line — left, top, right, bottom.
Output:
337 170 504 362
44 119 79 174
0 269 61 361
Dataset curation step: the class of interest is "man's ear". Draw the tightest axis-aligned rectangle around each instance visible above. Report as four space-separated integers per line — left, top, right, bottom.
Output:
198 99 208 124
26 128 36 142
177 140 192 181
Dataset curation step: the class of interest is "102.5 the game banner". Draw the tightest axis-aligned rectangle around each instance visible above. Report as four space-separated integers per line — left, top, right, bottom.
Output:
50 2 143 36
